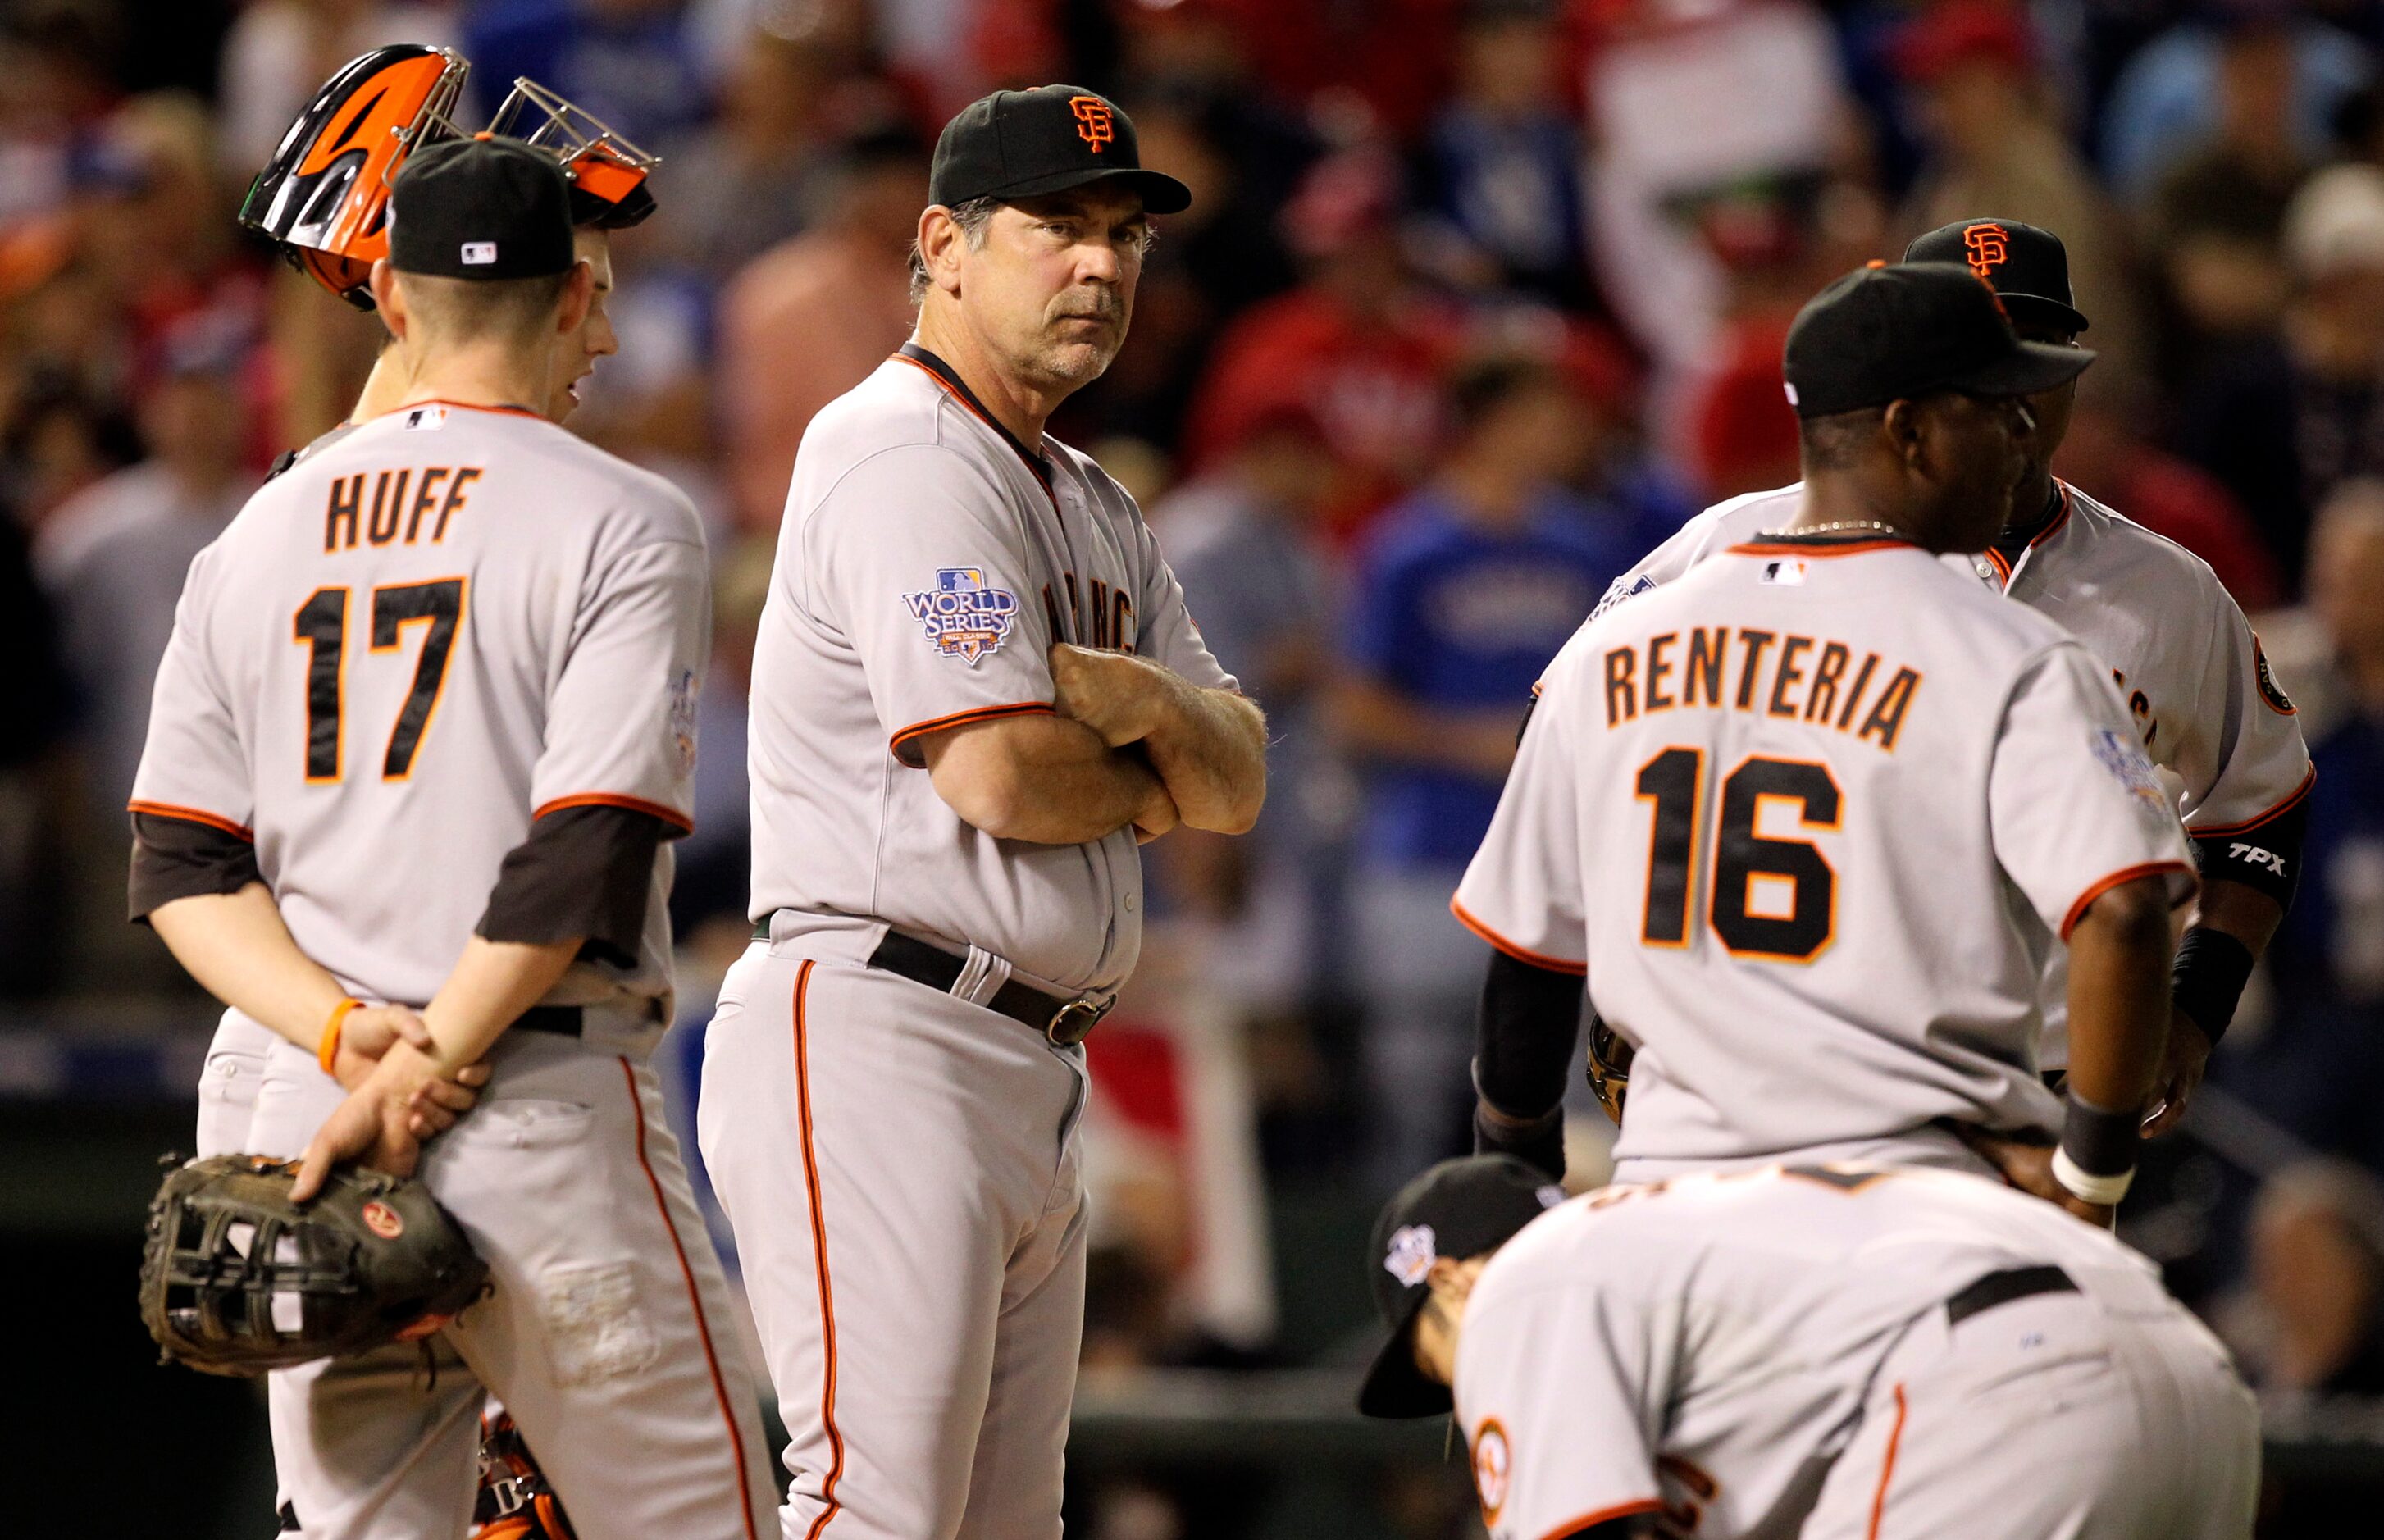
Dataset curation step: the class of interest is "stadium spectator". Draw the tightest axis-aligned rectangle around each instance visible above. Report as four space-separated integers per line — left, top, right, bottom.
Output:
1333 354 1631 1187
2101 2 2375 207
2215 483 2384 1170
654 19 917 284
34 319 253 809
2175 162 2384 589
1894 0 2144 383
1152 398 1350 1005
1414 0 1592 310
715 124 924 531
1185 147 1461 541
2237 1160 2384 1397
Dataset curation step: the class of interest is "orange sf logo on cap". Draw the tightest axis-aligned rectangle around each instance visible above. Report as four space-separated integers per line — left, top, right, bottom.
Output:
1070 96 1115 153
1963 222 2010 279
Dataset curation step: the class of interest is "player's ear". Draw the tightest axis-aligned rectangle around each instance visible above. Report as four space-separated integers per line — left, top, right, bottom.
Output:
369 261 407 339
1880 397 1928 472
554 259 596 337
918 206 967 296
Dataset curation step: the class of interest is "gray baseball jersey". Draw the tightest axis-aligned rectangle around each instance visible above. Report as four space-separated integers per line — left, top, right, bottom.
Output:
1595 481 2312 1064
131 400 709 1014
1455 533 2195 1178
1453 1165 2255 1540
745 344 1233 992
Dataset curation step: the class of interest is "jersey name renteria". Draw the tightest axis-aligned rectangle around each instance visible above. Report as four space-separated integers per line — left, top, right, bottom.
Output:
1598 626 1921 750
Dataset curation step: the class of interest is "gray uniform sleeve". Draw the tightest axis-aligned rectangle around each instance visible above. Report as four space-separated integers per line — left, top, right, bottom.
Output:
2174 585 2313 904
805 444 1061 767
1454 1273 1667 1539
1990 643 2199 940
129 546 253 838
528 532 710 832
1133 513 1236 690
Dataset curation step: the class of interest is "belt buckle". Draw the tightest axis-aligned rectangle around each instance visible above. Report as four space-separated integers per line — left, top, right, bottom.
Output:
1046 996 1111 1047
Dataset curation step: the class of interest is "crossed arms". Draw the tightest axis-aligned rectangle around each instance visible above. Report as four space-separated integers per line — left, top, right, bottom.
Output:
920 641 1267 845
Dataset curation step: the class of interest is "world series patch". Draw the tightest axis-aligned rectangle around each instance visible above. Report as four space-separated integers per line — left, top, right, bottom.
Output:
2090 727 2166 809
905 567 1020 664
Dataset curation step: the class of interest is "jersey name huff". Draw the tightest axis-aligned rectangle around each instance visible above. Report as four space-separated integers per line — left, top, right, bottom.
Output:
1599 626 1923 752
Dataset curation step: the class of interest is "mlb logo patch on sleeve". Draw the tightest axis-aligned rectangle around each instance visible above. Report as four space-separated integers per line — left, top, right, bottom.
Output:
904 567 1020 664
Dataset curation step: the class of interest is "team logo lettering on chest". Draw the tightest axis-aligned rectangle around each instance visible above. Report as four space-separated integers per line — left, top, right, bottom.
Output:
1041 572 1137 651
904 567 1020 664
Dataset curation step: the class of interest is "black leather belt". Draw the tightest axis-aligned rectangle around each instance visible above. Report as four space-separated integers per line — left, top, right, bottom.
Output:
1946 1264 2077 1326
868 930 1112 1046
513 1005 582 1037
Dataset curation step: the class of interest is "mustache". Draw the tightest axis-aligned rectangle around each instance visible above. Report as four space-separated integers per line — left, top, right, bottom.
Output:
1050 294 1124 323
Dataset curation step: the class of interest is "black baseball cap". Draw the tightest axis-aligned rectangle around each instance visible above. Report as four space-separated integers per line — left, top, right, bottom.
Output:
389 136 576 280
1782 262 2094 421
1905 217 2089 334
930 84 1192 216
1357 1156 1568 1419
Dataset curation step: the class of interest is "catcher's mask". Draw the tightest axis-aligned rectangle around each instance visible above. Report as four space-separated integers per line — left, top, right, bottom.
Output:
489 77 660 232
1586 1008 1634 1125
239 45 471 310
139 1154 488 1377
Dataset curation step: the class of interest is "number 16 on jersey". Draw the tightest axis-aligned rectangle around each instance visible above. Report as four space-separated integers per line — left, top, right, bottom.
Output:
1635 749 1841 963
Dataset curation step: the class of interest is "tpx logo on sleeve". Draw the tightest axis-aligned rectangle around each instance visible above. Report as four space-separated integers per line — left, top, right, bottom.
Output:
904 567 1020 664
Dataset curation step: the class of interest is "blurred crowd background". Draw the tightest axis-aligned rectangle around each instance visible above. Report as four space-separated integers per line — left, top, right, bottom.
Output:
7 0 2384 1533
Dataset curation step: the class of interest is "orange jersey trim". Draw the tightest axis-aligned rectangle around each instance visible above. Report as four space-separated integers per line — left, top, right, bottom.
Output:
792 962 847 1539
887 701 1055 759
2187 765 2314 839
620 1056 763 1540
2058 860 2198 942
532 792 695 833
1451 898 1589 977
1725 539 1917 559
126 800 254 842
1866 1383 1910 1540
363 398 548 423
1538 1497 1666 1539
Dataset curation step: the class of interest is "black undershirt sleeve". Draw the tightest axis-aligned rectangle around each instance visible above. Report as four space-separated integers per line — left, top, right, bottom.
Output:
476 804 672 968
1476 948 1589 1119
2188 791 2309 911
129 812 261 923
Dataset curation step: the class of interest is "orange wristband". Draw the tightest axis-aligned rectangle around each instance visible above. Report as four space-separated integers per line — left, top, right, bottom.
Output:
318 998 362 1075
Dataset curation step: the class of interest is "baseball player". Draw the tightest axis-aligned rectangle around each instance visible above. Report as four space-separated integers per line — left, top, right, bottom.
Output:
197 47 660 1160
1518 220 2310 1156
130 139 773 1537
1357 1155 2259 1539
196 54 663 1538
1456 263 2194 1222
699 85 1267 1538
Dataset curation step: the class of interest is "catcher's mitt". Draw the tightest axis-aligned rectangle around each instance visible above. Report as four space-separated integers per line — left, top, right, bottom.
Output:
139 1153 488 1376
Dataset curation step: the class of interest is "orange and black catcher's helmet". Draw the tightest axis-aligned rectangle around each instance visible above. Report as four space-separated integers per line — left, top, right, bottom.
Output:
239 45 470 310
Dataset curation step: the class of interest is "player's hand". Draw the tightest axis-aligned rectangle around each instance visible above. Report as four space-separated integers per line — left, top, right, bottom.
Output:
2139 1011 2212 1138
291 1046 440 1201
1132 780 1180 845
1954 1126 2115 1228
1051 643 1169 747
330 1005 466 1088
